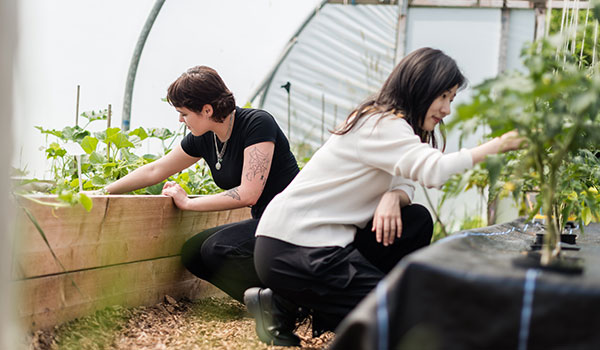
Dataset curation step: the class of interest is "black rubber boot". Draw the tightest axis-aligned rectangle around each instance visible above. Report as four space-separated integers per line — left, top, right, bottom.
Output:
243 287 301 347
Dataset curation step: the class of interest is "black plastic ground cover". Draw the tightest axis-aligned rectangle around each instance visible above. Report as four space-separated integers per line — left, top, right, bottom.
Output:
330 220 600 350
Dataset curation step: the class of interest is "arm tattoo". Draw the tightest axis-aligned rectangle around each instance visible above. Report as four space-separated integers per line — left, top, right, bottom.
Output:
222 187 241 201
245 146 270 184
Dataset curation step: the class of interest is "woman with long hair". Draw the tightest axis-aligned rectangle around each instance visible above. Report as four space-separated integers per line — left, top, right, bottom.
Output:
244 47 523 346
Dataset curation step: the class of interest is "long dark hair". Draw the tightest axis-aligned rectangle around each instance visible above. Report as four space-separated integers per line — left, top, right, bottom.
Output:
333 47 466 149
167 66 235 122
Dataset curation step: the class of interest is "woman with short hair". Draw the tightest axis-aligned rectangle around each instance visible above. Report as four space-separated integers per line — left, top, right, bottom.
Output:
105 65 299 303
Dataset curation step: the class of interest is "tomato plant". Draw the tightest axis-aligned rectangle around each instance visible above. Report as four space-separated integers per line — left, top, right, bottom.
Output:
450 34 600 265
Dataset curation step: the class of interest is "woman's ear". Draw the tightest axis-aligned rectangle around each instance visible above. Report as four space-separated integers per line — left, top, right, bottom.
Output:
202 104 214 118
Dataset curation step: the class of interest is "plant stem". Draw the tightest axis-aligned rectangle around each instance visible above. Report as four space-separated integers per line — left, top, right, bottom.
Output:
422 186 448 238
541 169 560 265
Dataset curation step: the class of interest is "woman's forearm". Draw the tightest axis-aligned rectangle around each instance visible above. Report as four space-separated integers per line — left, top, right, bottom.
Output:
388 189 411 208
470 130 523 165
105 145 199 194
104 162 166 194
176 186 255 211
470 137 503 165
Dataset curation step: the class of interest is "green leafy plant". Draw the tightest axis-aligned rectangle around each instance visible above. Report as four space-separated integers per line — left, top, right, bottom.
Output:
20 109 221 210
450 34 600 266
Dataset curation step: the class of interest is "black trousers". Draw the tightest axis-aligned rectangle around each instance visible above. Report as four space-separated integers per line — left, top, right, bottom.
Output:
181 218 264 303
254 204 433 332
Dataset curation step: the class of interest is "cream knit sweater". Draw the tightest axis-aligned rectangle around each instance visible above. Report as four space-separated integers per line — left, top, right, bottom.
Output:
256 114 473 248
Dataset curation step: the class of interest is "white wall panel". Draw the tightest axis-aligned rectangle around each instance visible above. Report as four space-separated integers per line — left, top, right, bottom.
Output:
507 9 536 71
405 7 533 228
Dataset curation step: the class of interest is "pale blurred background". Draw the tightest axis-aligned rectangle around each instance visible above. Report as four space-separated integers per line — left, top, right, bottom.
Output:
13 0 324 178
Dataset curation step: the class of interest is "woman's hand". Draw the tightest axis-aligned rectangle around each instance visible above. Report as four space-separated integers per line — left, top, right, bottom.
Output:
372 191 403 246
498 130 527 152
471 130 527 164
162 181 189 210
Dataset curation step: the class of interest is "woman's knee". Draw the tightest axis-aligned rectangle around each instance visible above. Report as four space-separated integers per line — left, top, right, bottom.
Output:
402 204 433 240
181 234 208 277
253 237 281 286
181 226 224 274
413 204 433 229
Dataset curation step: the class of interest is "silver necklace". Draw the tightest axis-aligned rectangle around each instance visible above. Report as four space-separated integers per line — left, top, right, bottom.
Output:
213 110 234 170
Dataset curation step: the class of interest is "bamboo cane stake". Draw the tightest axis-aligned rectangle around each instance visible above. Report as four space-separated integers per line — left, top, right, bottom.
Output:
545 0 554 37
579 7 590 67
107 104 112 128
593 20 598 66
107 104 112 159
570 0 579 55
75 85 80 126
557 0 568 58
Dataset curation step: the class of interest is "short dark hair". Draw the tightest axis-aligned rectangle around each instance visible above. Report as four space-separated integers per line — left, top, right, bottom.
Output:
334 47 466 149
167 66 236 122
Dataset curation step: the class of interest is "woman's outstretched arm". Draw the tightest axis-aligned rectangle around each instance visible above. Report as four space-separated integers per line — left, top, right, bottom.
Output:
105 144 200 194
470 130 524 165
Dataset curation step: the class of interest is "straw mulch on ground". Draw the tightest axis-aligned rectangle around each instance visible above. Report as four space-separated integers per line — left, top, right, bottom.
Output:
26 296 334 350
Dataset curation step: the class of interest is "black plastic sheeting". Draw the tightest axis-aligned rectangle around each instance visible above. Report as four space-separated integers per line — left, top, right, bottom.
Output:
330 220 600 350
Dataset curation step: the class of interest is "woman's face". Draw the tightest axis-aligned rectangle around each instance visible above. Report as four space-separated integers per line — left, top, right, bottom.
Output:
422 85 458 132
176 106 211 136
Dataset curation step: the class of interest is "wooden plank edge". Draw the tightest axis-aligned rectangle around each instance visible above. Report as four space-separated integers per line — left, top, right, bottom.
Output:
13 255 226 331
13 199 251 279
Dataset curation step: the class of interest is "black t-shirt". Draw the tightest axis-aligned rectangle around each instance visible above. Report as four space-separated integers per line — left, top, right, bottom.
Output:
180 106 299 219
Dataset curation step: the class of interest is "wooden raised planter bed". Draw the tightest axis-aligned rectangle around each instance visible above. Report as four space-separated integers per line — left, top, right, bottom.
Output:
13 195 251 331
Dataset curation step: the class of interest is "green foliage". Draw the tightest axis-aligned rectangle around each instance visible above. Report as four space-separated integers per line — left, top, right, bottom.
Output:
291 142 317 170
29 109 221 210
450 34 600 262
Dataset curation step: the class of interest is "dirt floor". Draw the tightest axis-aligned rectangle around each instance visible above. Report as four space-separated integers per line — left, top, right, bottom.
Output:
25 296 334 350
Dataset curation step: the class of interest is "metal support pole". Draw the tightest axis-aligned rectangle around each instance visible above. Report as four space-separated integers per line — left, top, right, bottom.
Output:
395 0 409 63
321 93 325 145
498 3 511 73
281 82 292 141
121 0 165 131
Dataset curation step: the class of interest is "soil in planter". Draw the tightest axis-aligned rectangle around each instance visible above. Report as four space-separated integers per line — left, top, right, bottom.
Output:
25 296 334 350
